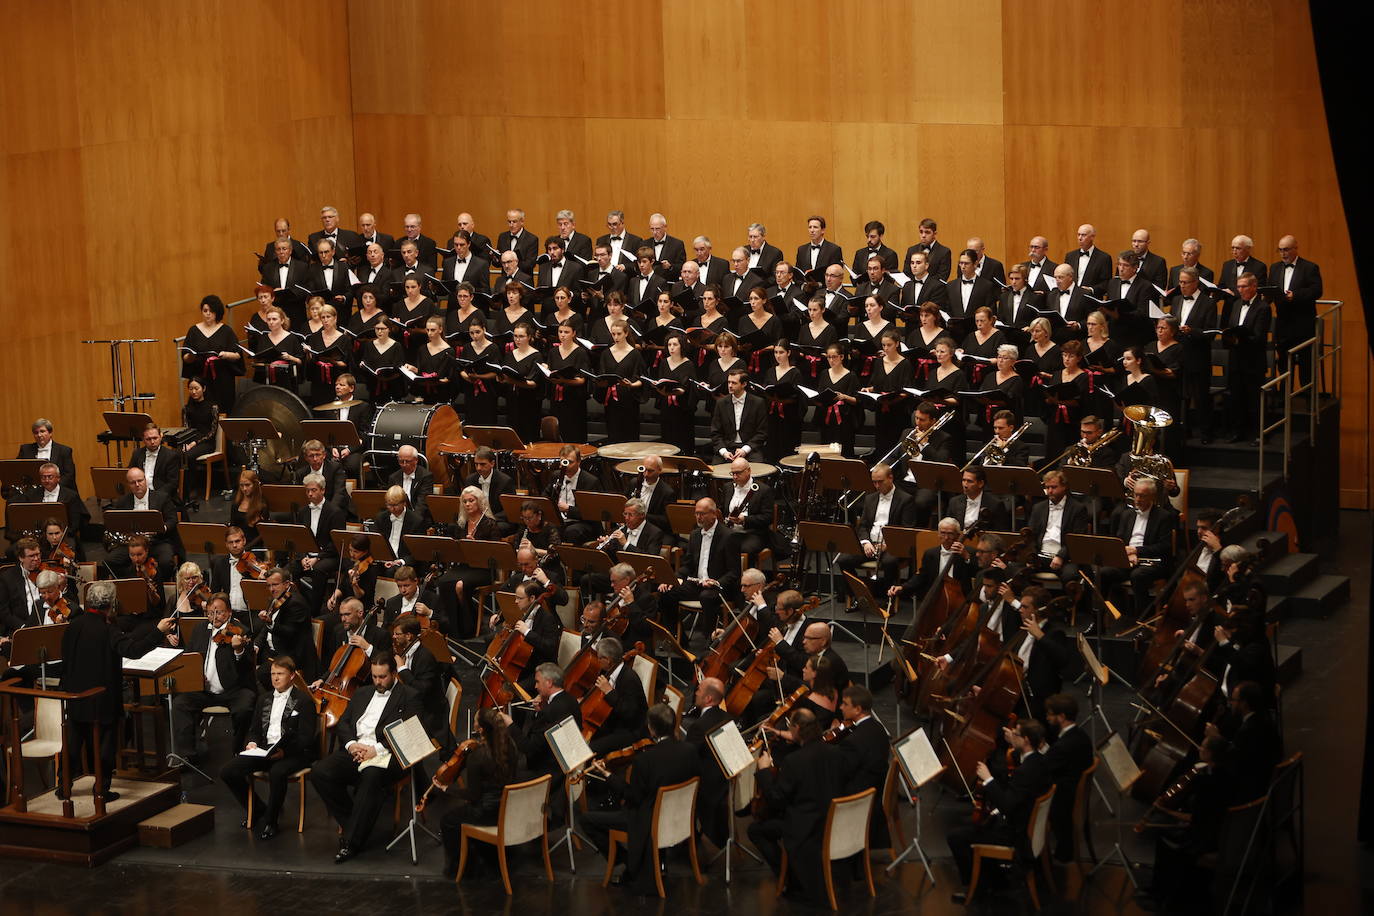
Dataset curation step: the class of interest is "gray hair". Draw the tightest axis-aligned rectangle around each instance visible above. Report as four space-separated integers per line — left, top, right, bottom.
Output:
607 209 625 221
535 662 563 686
624 498 646 517
741 568 766 586
1182 238 1201 252
610 562 635 581
320 205 339 217
87 581 116 609
1219 544 1250 566
36 570 63 590
595 636 625 663
693 235 711 246
302 472 325 489
996 344 1019 359
555 208 575 221
747 222 766 235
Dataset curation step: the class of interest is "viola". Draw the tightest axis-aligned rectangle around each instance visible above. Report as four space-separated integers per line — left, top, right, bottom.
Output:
235 551 266 579
212 622 245 646
416 738 481 812
41 537 76 575
186 583 212 614
46 598 72 624
747 686 810 755
348 555 374 584
571 737 654 784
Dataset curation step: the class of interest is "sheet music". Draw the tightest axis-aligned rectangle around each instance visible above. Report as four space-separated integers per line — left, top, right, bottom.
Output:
1098 731 1142 792
383 715 438 769
122 646 183 673
893 727 944 790
358 749 393 771
545 715 594 774
1077 632 1108 685
706 720 755 780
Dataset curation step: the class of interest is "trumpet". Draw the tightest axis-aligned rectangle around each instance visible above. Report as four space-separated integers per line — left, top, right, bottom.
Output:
963 420 1032 471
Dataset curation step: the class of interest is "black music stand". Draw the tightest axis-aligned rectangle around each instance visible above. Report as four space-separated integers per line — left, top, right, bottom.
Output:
501 493 558 526
984 465 1044 527
102 411 155 463
462 539 517 623
819 457 873 523
620 552 678 587
576 491 627 530
300 419 361 451
178 522 229 560
349 489 389 521
258 521 322 564
220 417 282 473
1062 466 1126 534
401 534 465 571
104 510 168 545
90 467 132 502
1066 533 1130 710
0 459 44 497
262 483 308 516
332 527 395 563
798 520 863 610
242 580 273 634
666 455 712 502
465 426 527 478
9 623 67 690
907 461 962 522
558 545 614 582
880 525 927 581
5 502 67 539
664 503 699 538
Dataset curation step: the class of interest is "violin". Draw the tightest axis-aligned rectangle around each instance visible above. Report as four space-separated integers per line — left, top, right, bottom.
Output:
236 551 266 579
186 583 212 614
46 598 72 624
821 720 855 744
348 555 374 585
212 622 245 646
138 557 162 604
570 737 654 784
41 537 76 575
747 686 809 755
416 737 481 812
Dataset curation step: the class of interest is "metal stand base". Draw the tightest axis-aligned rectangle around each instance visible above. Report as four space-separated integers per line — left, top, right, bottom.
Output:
549 778 595 873
163 694 210 783
388 775 441 863
708 779 762 883
886 790 935 883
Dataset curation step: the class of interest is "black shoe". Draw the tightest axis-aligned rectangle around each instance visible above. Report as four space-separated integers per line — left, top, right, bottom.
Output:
951 891 968 904
259 824 278 840
335 846 355 864
102 791 120 803
1228 433 1245 444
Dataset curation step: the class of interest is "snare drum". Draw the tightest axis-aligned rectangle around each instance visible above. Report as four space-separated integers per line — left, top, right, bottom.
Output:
365 402 463 485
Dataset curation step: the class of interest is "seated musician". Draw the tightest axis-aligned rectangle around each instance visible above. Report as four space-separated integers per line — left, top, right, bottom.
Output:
748 708 848 906
108 468 178 580
387 445 434 523
36 516 82 572
583 561 657 650
656 498 739 634
1026 468 1091 584
543 445 603 544
441 486 500 637
0 538 45 632
888 517 977 601
372 486 427 568
311 597 387 691
947 719 1053 904
1204 679 1281 805
955 586 1076 723
290 473 347 612
719 457 782 564
625 455 677 538
310 654 422 863
834 685 892 850
1217 544 1266 615
949 465 1012 532
167 592 257 763
211 526 259 622
976 410 1033 468
514 499 562 567
125 535 170 622
900 401 959 525
317 374 372 479
22 462 88 545
437 707 524 879
582 704 700 894
494 547 568 613
18 417 77 491
585 636 648 756
579 499 664 602
220 655 318 840
500 662 581 811
254 567 319 685
464 446 517 533
711 368 769 461
1098 477 1179 619
1071 414 1123 469
383 566 441 629
835 462 917 602
682 676 731 848
1144 734 1232 909
577 601 610 651
741 590 813 724
128 422 184 505
294 439 349 513
391 613 448 742
1189 508 1226 594
1205 605 1277 713
489 580 563 694
326 533 383 614
1042 693 1094 863
1 569 73 679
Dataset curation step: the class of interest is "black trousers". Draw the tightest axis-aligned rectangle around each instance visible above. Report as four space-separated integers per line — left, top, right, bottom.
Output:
658 581 724 633
171 686 256 755
309 748 405 850
948 818 1018 886
66 719 117 792
221 751 311 827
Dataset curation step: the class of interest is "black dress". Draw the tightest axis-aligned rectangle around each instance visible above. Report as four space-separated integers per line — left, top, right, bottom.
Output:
904 326 944 383
393 298 437 357
411 344 455 404
656 357 697 455
1084 339 1123 425
358 339 405 403
1145 341 1185 456
182 323 242 412
305 330 353 395
493 306 534 339
459 340 501 426
181 398 220 491
762 365 804 463
703 356 743 389
959 330 1006 388
976 372 1027 430
796 322 837 379
589 315 642 347
443 307 484 343
1027 342 1062 421
848 320 893 382
250 332 305 392
736 314 781 375
929 366 969 461
598 347 646 443
866 357 915 461
503 349 544 444
1044 370 1092 460
814 369 859 458
543 345 591 444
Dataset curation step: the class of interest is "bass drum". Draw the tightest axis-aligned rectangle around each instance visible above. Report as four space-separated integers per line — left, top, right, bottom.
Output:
231 384 311 482
366 402 464 487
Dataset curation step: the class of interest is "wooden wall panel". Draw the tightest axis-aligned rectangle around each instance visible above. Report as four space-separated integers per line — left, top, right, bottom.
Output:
661 0 747 121
0 3 81 155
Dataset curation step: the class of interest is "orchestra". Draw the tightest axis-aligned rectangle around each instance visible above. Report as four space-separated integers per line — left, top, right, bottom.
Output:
0 211 1323 910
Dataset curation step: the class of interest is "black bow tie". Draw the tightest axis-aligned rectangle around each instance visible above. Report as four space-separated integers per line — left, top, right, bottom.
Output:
962 278 974 284
609 236 622 242
455 258 466 263
811 245 821 251
749 248 760 255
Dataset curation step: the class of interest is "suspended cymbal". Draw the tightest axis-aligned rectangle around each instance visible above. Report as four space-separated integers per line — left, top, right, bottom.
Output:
313 398 364 410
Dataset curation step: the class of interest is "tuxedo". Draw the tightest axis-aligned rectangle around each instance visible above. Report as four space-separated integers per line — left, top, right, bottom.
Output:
558 230 595 263
254 589 319 681
1166 290 1220 374
441 252 491 291
1135 251 1168 289
1024 258 1059 294
394 234 439 272
748 740 849 905
1103 275 1159 346
588 662 647 754
1063 247 1113 295
626 270 665 308
515 689 581 781
259 258 313 299
905 240 953 281
172 620 258 752
1221 293 1272 437
796 239 844 275
536 258 585 305
1044 724 1094 859
840 716 893 847
625 476 678 536
398 642 448 739
262 237 312 263
220 685 318 829
383 588 441 628
1042 285 1093 342
357 263 401 305
580 266 628 299
128 446 184 502
601 521 667 561
18 483 88 532
386 466 435 518
683 704 732 845
836 487 918 594
659 521 738 629
997 286 1045 327
897 545 976 599
720 478 780 557
594 231 645 268
542 468 603 543
1101 504 1179 612
646 234 688 278
1028 496 1091 562
17 441 77 491
852 243 899 274
1267 256 1324 350
948 275 997 317
492 268 534 298
294 459 349 512
1168 262 1215 287
371 509 429 564
948 492 1012 532
974 255 1006 286
692 255 730 288
309 260 355 315
948 750 1053 884
899 275 950 310
308 228 364 262
357 231 396 260
721 270 761 302
709 393 768 457
745 242 784 274
108 489 179 578
1218 256 1267 293
291 500 347 605
854 277 899 305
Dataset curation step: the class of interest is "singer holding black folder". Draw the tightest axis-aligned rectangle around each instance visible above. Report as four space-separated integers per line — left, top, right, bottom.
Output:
543 321 591 443
181 294 243 412
458 322 501 426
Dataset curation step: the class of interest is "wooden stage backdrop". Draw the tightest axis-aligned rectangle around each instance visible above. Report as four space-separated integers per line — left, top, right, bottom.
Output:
2 0 1368 507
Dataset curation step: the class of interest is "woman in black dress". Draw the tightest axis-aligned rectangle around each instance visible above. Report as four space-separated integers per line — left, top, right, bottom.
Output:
347 284 387 338
230 469 266 548
393 275 437 359
502 323 544 444
305 304 353 399
493 284 534 342
1026 316 1061 423
444 282 486 344
959 306 1005 388
796 297 837 380
928 336 968 460
1146 316 1186 456
437 707 523 880
589 291 640 346
736 286 780 375
655 331 696 455
814 343 860 457
543 322 590 443
182 294 242 412
546 286 584 343
694 286 730 335
458 322 501 426
1116 346 1162 427
404 317 455 404
976 344 1027 432
849 294 893 384
862 329 915 460
1083 310 1122 426
180 378 219 497
1044 339 1093 460
245 287 276 343
704 331 744 389
761 340 803 463
598 321 646 443
444 486 501 636
905 303 947 384
248 306 304 392
358 317 405 403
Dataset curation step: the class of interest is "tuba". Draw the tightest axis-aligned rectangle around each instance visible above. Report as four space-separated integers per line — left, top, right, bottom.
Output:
1122 405 1176 501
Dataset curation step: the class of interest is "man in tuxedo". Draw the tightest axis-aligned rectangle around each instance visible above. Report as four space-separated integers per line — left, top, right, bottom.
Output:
1025 236 1059 293
1104 251 1158 347
819 263 854 320
657 498 738 632
455 212 493 261
1221 272 1272 443
18 419 77 491
997 263 1042 329
356 212 395 264
221 656 318 839
1043 693 1094 862
710 369 768 460
745 223 784 273
307 205 363 265
767 261 807 319
441 230 490 292
1064 224 1112 296
492 249 533 299
1206 678 1281 804
1045 263 1092 343
1129 228 1168 289
797 214 844 276
949 249 997 318
1028 469 1092 586
852 219 899 273
595 209 643 271
900 402 958 520
504 662 581 787
292 474 346 611
391 614 448 742
626 247 665 310
294 439 348 512
211 526 256 620
948 466 1012 532
108 468 178 579
690 236 730 288
0 539 45 634
966 237 1006 286
583 557 659 650
904 217 953 282
1168 237 1215 287
382 565 441 629
718 457 779 562
1219 234 1267 296
261 217 311 264
1167 268 1221 438
670 259 704 307
372 486 428 567
357 242 399 307
553 208 594 262
255 567 319 683
1008 587 1078 722
311 654 420 862
486 579 563 687
536 235 583 312
316 374 372 479
395 239 430 284
543 444 602 544
645 212 687 279
128 422 184 504
722 247 763 302
900 250 950 312
854 252 899 303
947 719 1053 901
464 446 516 528
580 243 628 304
168 593 257 760
889 517 977 601
386 445 433 521
835 462 918 597
310 239 354 320
397 213 439 272
1268 234 1323 383
837 685 893 848
584 636 648 755
22 461 88 537
683 677 732 848
260 238 313 326
493 207 538 274
1100 477 1178 617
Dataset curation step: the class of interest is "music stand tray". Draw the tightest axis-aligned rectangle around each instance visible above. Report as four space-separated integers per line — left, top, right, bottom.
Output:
262 484 308 516
1062 466 1127 501
178 522 230 558
349 489 389 521
664 503 699 537
104 509 168 539
176 616 209 646
620 552 679 586
907 461 963 493
984 465 1044 501
492 591 524 626
461 539 517 576
242 580 272 612
798 520 864 556
258 522 325 558
102 412 156 442
557 545 614 579
1065 533 1131 569
576 491 627 528
90 467 134 501
6 502 68 536
880 525 929 567
105 578 150 616
819 457 874 495
8 623 67 669
501 493 558 525
0 459 45 492
332 527 395 562
401 535 465 568
664 455 710 474
300 419 362 450
465 426 527 452
426 495 462 527
220 418 282 445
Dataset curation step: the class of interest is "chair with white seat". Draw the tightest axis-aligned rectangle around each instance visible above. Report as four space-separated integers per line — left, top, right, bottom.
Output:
777 786 877 910
374 577 400 604
247 715 329 834
630 652 659 706
21 697 65 787
445 677 464 742
455 773 554 894
967 785 1057 909
602 776 704 897
557 630 582 669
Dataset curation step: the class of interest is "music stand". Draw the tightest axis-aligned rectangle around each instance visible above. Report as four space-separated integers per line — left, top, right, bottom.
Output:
840 571 880 687
90 467 133 502
158 652 210 780
664 503 699 538
102 410 156 442
705 720 765 883
886 726 947 880
102 578 150 616
8 624 67 690
300 419 362 451
104 510 168 543
177 615 209 646
907 460 962 521
880 525 927 578
242 580 273 635
576 491 627 529
5 502 67 538
544 715 596 871
332 527 395 562
492 591 524 627
401 534 465 571
220 418 282 473
258 522 323 564
426 495 462 529
121 647 184 777
262 484 308 516
464 426 527 480
349 489 389 521
666 455 712 502
178 522 229 560
1088 730 1143 888
819 457 873 522
1062 466 1126 534
0 459 44 495
557 545 613 582
798 519 864 609
381 715 442 863
463 539 516 621
984 465 1043 527
620 552 678 587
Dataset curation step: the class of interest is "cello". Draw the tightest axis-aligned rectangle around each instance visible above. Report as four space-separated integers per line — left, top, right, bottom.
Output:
698 599 762 685
577 642 646 740
314 601 384 726
724 596 820 717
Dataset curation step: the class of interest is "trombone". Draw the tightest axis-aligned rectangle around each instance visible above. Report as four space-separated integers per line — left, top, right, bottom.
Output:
962 420 1031 472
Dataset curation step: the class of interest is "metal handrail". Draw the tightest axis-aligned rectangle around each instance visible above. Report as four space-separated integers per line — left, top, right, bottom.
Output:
1258 371 1292 492
1256 299 1343 495
1314 300 1343 402
1286 336 1318 444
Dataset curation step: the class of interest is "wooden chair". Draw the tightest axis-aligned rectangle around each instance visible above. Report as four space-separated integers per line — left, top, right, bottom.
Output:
554 586 580 631
602 776 703 897
445 677 464 741
374 577 400 604
1071 756 1100 874
455 773 554 894
198 415 229 498
630 652 659 706
660 683 685 732
967 785 1057 909
777 786 877 910
247 715 328 833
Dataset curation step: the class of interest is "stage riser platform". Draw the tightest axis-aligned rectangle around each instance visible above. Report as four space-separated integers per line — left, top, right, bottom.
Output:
0 778 180 867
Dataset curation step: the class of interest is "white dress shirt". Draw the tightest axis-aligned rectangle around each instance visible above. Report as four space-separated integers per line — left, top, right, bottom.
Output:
1129 509 1151 548
866 490 895 545
349 688 392 752
696 523 717 580
962 493 982 529
143 449 160 488
1042 498 1066 555
266 688 292 745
